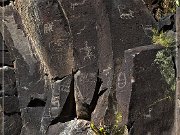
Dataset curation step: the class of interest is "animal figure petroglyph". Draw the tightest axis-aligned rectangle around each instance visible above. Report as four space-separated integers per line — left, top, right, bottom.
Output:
118 5 134 19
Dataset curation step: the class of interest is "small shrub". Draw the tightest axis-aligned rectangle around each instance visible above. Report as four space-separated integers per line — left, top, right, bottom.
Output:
90 112 128 135
155 48 176 92
152 29 175 47
153 28 176 93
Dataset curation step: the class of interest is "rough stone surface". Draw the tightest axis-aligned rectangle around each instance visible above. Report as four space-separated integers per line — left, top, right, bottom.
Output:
47 119 94 135
0 1 177 135
4 114 22 135
121 45 175 134
176 7 180 135
1 96 20 113
0 67 17 97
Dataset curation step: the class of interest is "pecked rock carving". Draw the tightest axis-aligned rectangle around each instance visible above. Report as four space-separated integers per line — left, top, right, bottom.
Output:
0 0 178 135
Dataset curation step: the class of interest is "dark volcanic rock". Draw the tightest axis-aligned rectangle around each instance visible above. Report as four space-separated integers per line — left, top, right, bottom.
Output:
99 0 156 127
0 1 177 135
0 34 8 51
104 0 156 61
158 14 176 32
20 107 44 135
0 51 14 66
0 67 17 97
50 75 76 123
117 45 175 134
1 96 20 113
4 114 22 135
15 0 74 78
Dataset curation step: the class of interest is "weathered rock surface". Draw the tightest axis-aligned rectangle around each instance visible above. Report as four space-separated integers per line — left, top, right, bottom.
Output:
4 114 22 135
47 119 94 135
0 0 177 135
123 45 174 134
175 7 180 135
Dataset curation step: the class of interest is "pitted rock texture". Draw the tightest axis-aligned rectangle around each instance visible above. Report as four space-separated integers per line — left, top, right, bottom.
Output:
0 32 22 135
176 7 180 134
47 119 95 135
0 0 177 135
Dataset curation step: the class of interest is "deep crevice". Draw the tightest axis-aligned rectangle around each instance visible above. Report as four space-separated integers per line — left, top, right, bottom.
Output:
27 98 46 107
52 75 67 82
50 70 107 124
0 0 12 7
50 71 77 125
89 75 107 114
0 63 14 68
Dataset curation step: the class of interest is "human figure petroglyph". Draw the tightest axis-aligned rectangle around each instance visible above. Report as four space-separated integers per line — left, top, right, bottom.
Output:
118 72 127 88
80 41 95 61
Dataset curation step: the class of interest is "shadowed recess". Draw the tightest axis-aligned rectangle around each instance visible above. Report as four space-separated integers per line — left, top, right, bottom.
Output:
27 98 46 107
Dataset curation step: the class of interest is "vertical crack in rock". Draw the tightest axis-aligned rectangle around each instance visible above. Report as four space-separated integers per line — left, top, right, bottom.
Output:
89 71 107 114
74 70 107 121
50 71 77 124
50 69 107 125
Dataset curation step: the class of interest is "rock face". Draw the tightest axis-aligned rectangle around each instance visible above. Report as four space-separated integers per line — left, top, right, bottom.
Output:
0 32 22 135
0 0 177 135
47 119 94 135
124 45 174 134
176 7 180 135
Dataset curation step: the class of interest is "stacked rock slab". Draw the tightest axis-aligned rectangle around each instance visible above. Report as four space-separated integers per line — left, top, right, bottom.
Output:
102 0 156 126
0 32 22 134
59 0 114 125
119 45 175 134
2 6 49 135
1 0 176 135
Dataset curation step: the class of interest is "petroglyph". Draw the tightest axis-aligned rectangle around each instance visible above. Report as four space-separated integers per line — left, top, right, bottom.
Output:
117 5 134 19
80 41 95 61
118 72 127 89
144 108 152 119
60 85 70 92
79 72 96 83
103 67 112 76
141 24 153 38
51 96 60 108
70 0 87 10
77 26 86 35
44 22 54 34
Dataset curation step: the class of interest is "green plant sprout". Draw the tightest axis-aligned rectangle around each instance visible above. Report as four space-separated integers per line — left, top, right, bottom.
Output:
152 29 175 47
90 112 128 135
153 28 176 92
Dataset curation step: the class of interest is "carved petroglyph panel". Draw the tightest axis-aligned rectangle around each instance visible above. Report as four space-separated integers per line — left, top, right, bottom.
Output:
117 5 134 19
144 108 152 119
80 41 96 61
51 96 60 108
44 22 54 34
77 26 86 35
118 72 127 89
48 38 69 49
78 72 96 83
70 0 87 10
